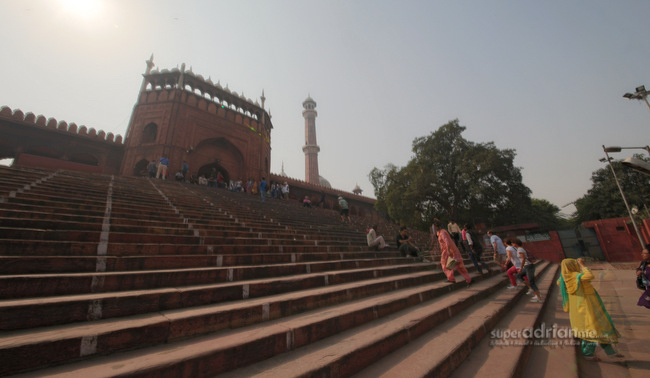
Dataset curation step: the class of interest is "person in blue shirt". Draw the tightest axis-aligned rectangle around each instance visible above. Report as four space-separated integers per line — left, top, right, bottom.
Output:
259 177 268 202
156 157 169 179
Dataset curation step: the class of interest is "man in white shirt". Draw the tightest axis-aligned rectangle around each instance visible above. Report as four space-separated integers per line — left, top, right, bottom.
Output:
488 230 507 271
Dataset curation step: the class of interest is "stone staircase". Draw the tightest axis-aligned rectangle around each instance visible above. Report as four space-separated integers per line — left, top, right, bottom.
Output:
0 166 566 377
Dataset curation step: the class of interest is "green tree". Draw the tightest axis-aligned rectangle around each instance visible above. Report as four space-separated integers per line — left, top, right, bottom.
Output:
528 198 571 231
370 119 535 229
573 154 650 225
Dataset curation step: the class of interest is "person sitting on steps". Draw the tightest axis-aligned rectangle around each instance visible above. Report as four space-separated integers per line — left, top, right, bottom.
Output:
367 224 388 251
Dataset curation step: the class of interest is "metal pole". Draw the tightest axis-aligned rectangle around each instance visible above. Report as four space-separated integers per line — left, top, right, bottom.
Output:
643 96 650 115
603 145 647 245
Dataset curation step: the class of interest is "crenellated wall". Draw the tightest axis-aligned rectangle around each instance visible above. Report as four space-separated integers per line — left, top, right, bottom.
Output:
0 106 124 174
0 106 123 144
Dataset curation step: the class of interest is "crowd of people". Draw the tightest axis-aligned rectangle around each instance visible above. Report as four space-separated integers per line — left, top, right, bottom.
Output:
363 218 548 297
146 158 343 212
367 221 650 361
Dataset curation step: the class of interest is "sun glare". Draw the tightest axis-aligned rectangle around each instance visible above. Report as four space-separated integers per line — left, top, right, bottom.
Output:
58 0 103 19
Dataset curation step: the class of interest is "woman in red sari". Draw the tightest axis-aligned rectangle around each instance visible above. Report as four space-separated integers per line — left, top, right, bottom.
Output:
434 219 472 287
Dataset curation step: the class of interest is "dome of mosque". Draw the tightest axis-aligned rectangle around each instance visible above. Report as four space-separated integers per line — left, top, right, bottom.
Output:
319 175 331 188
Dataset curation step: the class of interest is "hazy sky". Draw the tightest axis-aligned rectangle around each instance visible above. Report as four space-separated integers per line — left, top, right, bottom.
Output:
2 0 650 216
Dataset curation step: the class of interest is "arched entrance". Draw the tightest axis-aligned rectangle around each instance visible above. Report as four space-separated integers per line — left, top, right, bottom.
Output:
194 137 245 182
133 159 150 177
197 163 230 184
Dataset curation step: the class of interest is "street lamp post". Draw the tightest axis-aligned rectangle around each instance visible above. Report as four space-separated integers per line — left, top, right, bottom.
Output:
603 145 650 156
602 145 647 245
604 146 650 175
623 85 650 114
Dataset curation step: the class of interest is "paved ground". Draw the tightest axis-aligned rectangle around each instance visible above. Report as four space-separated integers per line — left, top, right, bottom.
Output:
562 261 650 377
502 260 650 378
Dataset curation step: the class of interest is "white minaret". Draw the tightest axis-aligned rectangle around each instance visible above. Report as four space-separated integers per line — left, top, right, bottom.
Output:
302 96 320 184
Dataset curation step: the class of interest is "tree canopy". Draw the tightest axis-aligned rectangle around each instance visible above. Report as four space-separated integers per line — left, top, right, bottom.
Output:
370 120 555 230
573 154 650 225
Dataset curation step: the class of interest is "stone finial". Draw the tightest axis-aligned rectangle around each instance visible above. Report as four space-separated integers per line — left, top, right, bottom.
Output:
145 54 155 74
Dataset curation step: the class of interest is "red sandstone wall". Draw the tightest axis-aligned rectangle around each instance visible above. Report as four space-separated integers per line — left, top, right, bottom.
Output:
1 105 124 175
269 173 376 218
16 153 104 173
121 88 271 181
582 218 644 262
521 231 565 263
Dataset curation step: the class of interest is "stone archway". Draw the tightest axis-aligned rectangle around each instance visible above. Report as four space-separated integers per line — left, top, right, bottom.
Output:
194 137 245 181
197 163 229 183
133 158 150 177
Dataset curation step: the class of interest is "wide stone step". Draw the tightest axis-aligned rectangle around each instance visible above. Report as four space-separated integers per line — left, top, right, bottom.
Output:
0 251 406 274
1 199 181 222
7 193 107 208
0 240 208 256
358 264 557 377
16 187 108 200
2 268 499 377
0 218 103 231
0 268 459 376
15 270 495 377
451 264 573 378
0 262 434 331
0 209 105 224
225 261 552 378
0 202 106 217
0 228 101 242
0 257 421 299
0 228 201 244
0 219 195 237
0 239 378 257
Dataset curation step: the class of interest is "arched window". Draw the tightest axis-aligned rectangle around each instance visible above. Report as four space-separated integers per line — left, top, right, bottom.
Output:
142 122 158 144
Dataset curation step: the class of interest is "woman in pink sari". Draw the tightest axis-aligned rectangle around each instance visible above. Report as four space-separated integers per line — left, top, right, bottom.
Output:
434 219 472 287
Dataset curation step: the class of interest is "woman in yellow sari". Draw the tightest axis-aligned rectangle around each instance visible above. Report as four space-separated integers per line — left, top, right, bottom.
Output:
557 258 620 359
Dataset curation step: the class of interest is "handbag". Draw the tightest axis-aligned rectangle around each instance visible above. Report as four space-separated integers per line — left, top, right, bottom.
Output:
638 262 649 290
637 275 646 290
446 257 457 270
